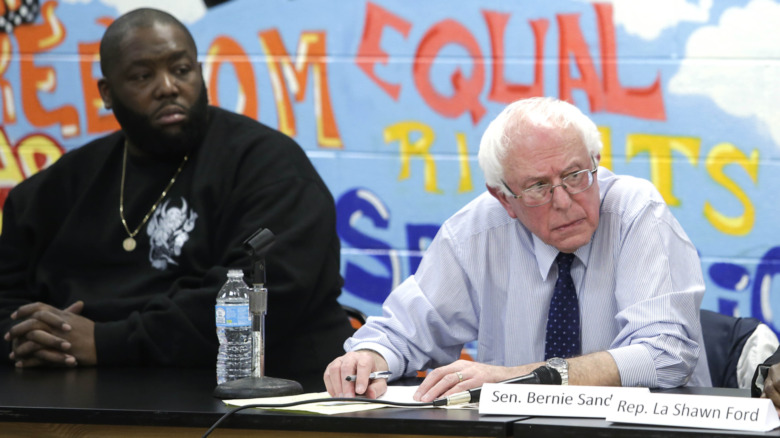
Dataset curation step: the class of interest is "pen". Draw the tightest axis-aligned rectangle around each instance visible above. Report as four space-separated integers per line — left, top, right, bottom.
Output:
345 371 392 382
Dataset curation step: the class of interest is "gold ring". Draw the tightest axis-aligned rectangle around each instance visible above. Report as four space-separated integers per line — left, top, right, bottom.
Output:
455 371 463 383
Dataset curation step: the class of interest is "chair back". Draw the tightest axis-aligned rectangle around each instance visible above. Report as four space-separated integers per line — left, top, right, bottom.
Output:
701 309 765 388
342 305 367 330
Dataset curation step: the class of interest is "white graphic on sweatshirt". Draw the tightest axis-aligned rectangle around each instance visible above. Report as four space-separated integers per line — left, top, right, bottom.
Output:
146 197 198 270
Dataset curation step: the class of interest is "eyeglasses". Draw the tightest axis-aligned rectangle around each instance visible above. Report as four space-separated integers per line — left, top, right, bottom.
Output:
502 157 598 207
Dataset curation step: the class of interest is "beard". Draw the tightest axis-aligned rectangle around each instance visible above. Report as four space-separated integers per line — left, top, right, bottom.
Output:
110 82 210 161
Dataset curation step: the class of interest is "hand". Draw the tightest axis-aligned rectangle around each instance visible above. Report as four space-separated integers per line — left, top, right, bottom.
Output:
5 301 80 367
323 349 389 399
761 363 780 415
413 360 541 402
4 301 96 368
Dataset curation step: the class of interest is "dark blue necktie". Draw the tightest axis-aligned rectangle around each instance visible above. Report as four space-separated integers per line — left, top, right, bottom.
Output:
544 252 581 360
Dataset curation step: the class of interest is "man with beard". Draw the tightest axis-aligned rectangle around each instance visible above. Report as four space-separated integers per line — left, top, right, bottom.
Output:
0 8 353 391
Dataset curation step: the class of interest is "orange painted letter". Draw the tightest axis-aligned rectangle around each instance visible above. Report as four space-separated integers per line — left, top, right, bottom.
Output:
15 2 80 138
0 34 15 123
204 36 258 120
259 29 342 148
78 17 119 135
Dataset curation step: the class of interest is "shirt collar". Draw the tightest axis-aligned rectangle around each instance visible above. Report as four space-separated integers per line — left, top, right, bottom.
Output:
531 233 592 280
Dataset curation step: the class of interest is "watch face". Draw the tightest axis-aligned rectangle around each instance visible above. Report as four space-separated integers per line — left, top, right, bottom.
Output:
547 358 568 385
548 358 566 368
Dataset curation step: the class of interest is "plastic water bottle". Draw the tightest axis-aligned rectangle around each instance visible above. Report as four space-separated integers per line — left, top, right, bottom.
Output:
215 269 252 384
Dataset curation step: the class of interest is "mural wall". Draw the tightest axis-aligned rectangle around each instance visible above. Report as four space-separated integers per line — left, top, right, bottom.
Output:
1 0 779 333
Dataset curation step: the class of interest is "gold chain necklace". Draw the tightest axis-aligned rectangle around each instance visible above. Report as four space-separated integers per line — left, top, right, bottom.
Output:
119 145 189 252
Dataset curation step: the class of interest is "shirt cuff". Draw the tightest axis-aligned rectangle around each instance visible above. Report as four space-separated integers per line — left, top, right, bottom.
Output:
608 344 657 387
345 340 404 380
752 364 771 398
94 320 133 366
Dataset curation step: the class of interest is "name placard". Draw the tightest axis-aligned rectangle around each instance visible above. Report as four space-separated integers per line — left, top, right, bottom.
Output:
478 384 650 418
606 392 780 432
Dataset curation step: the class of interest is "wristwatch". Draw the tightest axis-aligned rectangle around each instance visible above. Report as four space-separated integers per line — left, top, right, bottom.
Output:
546 357 569 385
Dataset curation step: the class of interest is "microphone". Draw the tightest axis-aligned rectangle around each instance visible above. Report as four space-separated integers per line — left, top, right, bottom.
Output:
432 365 561 406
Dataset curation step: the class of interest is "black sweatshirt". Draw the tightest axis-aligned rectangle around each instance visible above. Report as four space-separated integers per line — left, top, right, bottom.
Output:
0 106 353 391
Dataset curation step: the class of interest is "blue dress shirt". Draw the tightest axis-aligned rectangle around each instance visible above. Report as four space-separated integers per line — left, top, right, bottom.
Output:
345 168 710 388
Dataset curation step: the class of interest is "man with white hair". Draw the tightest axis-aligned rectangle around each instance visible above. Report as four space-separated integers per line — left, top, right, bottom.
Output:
325 97 710 401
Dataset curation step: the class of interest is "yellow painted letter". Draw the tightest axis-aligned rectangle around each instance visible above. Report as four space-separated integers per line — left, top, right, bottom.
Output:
384 121 442 194
703 143 758 236
626 134 700 206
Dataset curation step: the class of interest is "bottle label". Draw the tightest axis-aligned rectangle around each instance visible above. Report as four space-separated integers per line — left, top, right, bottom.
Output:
215 305 250 327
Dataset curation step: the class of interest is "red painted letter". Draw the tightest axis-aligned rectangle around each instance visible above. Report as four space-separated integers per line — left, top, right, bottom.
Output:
484 10 548 103
356 2 412 100
595 3 665 120
557 12 604 112
413 19 485 125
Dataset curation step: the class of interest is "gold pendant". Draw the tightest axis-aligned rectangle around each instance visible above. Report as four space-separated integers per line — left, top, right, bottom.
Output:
123 237 137 252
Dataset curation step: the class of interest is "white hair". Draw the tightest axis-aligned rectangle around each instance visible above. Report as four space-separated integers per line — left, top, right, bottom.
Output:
477 97 602 194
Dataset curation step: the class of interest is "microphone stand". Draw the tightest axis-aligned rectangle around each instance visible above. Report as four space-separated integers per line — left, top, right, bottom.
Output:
213 229 304 399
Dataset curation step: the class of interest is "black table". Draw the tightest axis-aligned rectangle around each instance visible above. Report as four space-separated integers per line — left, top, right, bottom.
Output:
0 365 522 437
515 417 780 438
4 365 778 437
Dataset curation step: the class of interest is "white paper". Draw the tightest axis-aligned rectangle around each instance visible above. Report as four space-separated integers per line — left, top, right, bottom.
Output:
224 385 429 415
